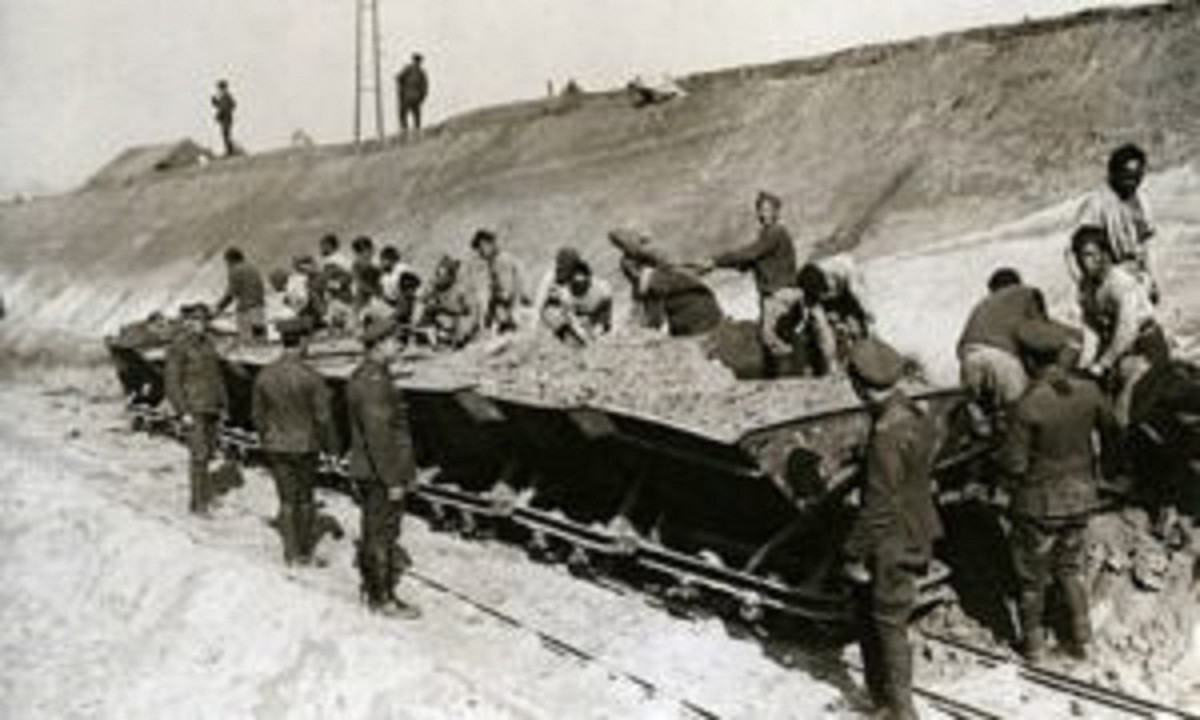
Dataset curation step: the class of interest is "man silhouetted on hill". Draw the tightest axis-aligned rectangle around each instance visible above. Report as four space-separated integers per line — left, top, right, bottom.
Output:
396 53 428 136
211 80 237 156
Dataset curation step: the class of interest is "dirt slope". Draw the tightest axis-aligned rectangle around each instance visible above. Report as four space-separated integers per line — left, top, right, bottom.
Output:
1 3 1198 362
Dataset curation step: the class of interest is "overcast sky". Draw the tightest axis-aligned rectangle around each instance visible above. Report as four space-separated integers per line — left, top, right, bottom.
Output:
0 0 1127 195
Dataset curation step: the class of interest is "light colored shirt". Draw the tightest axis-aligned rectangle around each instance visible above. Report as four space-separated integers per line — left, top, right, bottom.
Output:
1084 265 1156 371
1076 185 1154 268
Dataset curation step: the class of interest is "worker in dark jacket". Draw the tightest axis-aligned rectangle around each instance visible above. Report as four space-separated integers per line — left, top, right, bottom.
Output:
346 317 421 618
843 337 942 720
610 228 723 337
396 53 428 135
707 191 797 376
1000 320 1119 662
164 303 228 516
957 268 1049 437
252 319 339 566
214 247 267 343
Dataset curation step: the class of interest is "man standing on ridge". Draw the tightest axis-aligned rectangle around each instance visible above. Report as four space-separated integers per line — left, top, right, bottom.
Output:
252 319 339 567
164 303 228 517
396 53 428 137
703 191 798 376
211 80 238 156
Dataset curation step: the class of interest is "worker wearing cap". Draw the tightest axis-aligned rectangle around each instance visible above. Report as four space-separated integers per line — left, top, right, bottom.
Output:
396 53 428 136
842 337 941 720
1000 319 1119 661
610 229 722 337
214 247 267 343
706 192 798 375
419 255 480 349
164 303 229 516
957 268 1049 428
345 317 421 619
252 318 339 566
470 229 527 335
541 260 613 346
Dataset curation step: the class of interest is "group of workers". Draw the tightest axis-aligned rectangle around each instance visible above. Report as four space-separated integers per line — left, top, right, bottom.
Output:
157 141 1197 720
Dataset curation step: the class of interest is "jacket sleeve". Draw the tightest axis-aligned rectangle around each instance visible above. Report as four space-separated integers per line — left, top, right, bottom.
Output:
251 373 269 439
845 431 902 560
164 344 185 414
359 382 407 488
713 227 778 270
998 403 1032 484
312 376 339 455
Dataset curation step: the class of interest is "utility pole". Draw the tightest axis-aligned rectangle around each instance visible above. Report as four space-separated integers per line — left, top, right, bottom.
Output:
354 0 385 144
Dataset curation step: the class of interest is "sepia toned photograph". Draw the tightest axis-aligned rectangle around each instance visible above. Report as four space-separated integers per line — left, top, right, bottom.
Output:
1 1 1198 718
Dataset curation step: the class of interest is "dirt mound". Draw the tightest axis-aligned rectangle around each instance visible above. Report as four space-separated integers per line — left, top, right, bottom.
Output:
410 328 859 440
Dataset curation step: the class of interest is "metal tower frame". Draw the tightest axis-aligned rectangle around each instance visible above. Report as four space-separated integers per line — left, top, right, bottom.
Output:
354 0 385 143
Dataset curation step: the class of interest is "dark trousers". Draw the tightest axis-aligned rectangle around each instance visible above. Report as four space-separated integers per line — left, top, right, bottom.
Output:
266 452 318 563
1011 515 1090 652
218 120 235 156
858 555 920 720
357 479 405 605
399 102 422 131
185 413 221 513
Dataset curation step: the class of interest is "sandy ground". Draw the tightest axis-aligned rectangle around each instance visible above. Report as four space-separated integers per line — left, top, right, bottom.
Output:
4 372 1195 719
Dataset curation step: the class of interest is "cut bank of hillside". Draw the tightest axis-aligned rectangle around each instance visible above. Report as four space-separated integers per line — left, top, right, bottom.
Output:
1 2 1199 365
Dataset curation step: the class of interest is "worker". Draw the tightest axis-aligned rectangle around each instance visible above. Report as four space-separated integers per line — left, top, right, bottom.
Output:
611 229 722 337
759 282 838 377
265 268 297 339
251 318 339 566
1000 319 1119 661
286 255 323 328
345 316 422 618
211 80 237 157
379 245 413 307
842 337 941 720
1071 226 1168 418
351 236 377 309
470 229 527 334
541 260 613 345
213 247 266 343
394 271 423 330
164 303 228 517
706 191 797 376
956 268 1049 430
1076 143 1156 300
795 253 873 355
354 265 395 332
396 53 428 136
419 255 480 349
318 234 355 331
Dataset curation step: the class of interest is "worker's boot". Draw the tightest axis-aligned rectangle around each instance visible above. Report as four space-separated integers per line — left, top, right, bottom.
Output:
1018 590 1047 663
189 462 211 516
1061 575 1092 660
278 501 298 564
878 624 919 720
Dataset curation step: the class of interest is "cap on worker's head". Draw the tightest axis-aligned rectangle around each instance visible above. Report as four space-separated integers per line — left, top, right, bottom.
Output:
1017 319 1083 366
181 302 211 321
413 53 423 63
608 228 666 267
217 79 228 89
755 191 782 209
847 337 907 390
276 317 312 346
269 268 289 286
361 315 397 348
555 247 583 282
470 229 496 250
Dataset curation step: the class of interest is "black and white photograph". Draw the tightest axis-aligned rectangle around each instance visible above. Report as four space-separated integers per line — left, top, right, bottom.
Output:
1 1 1198 718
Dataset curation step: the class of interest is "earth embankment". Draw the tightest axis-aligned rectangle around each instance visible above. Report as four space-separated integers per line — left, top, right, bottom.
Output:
1 2 1198 368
